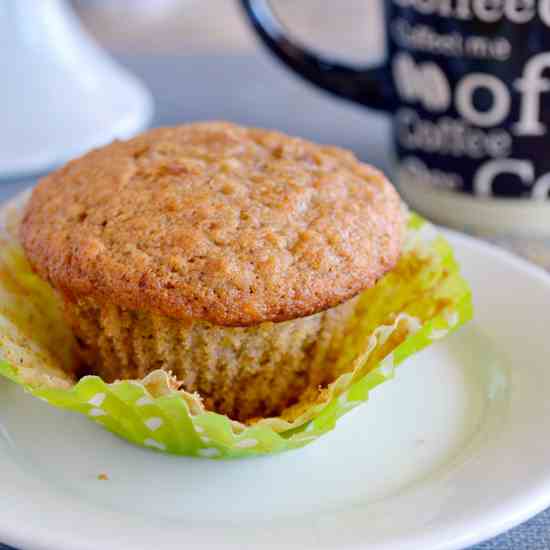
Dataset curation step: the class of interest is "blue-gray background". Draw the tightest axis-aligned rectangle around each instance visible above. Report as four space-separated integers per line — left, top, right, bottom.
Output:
2 52 550 550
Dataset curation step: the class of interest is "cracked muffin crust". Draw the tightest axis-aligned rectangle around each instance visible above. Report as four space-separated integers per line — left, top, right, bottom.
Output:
19 122 404 421
20 122 403 327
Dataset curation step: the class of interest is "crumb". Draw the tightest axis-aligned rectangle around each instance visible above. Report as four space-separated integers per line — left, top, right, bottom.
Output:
97 473 109 481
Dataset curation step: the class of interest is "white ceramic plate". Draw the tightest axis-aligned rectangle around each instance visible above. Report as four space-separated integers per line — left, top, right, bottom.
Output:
1 224 550 550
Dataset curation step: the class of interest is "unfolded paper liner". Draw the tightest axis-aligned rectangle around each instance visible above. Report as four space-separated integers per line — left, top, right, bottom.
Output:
0 200 472 458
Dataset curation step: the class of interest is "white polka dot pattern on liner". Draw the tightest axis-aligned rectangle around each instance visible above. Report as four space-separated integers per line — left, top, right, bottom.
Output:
378 353 395 377
444 311 460 327
144 438 166 451
338 392 349 406
89 408 106 417
144 417 163 431
235 438 258 449
338 392 358 410
201 436 211 444
194 425 205 433
293 434 318 443
136 395 153 407
88 393 106 407
430 328 449 340
198 448 221 458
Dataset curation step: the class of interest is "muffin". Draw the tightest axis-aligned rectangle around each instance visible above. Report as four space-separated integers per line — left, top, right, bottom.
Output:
19 122 403 422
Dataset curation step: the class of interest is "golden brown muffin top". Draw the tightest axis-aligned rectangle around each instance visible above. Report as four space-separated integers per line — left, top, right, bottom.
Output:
20 122 403 326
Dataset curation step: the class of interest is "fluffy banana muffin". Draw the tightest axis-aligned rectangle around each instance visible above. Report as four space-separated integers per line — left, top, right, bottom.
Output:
20 122 404 421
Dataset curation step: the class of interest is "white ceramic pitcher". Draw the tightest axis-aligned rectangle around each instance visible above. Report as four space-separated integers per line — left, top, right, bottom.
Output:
0 0 153 178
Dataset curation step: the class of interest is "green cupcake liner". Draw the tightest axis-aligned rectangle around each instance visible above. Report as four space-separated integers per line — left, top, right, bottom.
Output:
0 207 472 458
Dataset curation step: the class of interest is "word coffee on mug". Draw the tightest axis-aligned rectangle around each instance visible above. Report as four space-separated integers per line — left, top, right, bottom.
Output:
242 0 550 235
392 0 550 198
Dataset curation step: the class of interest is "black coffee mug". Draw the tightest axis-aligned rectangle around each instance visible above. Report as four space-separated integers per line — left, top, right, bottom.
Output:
241 0 550 235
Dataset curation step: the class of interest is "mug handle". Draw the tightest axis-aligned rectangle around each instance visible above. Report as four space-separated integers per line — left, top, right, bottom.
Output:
240 0 397 113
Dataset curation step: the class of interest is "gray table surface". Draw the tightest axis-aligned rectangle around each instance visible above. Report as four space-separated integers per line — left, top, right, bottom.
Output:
2 52 550 550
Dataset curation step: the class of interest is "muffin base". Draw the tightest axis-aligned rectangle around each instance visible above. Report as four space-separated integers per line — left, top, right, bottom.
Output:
64 296 359 422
